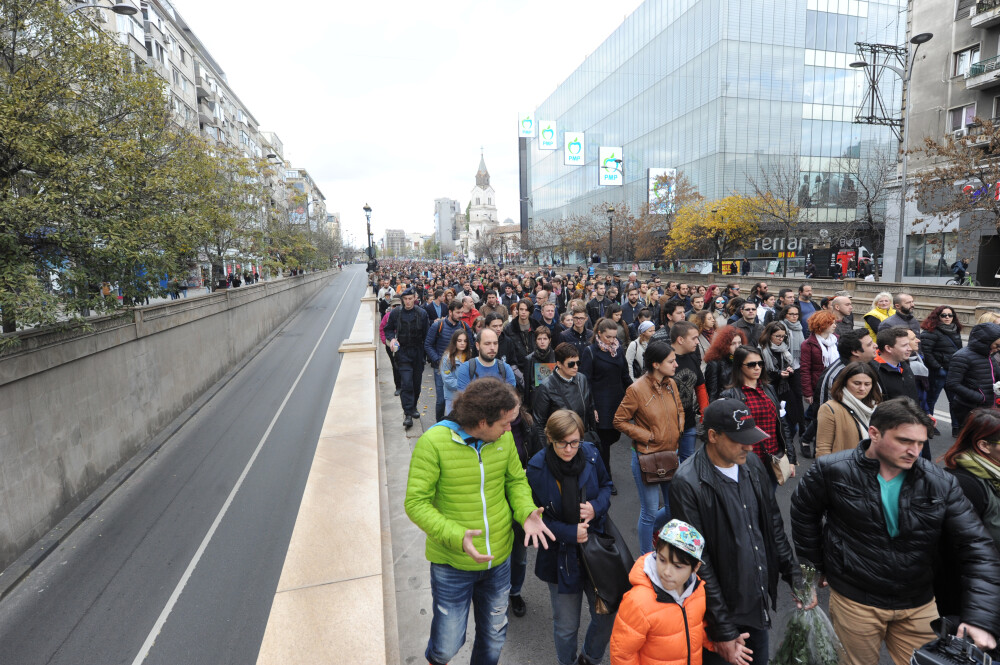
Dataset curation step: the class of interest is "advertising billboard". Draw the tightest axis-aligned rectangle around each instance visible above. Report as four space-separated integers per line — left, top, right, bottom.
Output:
538 121 557 150
518 112 536 138
564 132 584 166
648 168 677 214
599 147 623 186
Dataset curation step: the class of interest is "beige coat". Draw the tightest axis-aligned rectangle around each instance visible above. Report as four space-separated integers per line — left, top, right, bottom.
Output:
816 399 867 457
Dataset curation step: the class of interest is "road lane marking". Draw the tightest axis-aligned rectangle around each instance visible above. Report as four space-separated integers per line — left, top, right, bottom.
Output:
131 272 358 665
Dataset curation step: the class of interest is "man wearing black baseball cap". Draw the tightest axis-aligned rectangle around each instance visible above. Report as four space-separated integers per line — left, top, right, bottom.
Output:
669 399 806 665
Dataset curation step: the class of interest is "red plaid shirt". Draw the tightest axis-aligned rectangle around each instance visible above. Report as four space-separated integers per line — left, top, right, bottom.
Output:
740 385 779 457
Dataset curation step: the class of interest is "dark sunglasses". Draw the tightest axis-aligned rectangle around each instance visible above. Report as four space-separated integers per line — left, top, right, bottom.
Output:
743 361 764 368
566 360 579 368
939 312 954 318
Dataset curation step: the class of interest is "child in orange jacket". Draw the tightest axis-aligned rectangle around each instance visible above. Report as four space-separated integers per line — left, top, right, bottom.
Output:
610 520 747 665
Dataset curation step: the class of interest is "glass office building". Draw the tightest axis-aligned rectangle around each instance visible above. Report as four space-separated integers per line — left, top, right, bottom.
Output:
529 0 905 257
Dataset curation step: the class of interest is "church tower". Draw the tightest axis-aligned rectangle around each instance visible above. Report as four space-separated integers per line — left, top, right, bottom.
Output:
466 151 498 260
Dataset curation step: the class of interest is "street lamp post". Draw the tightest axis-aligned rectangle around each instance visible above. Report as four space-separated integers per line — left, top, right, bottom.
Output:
607 205 615 263
363 202 374 261
711 207 724 274
67 1 138 15
851 32 933 282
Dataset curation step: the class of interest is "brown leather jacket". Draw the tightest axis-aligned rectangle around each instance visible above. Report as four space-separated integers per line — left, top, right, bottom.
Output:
613 373 684 453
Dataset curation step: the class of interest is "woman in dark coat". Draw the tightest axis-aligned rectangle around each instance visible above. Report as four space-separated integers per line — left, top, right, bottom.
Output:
703 325 748 401
945 323 1000 436
520 326 556 410
920 305 963 425
526 409 615 665
533 342 595 451
580 319 632 489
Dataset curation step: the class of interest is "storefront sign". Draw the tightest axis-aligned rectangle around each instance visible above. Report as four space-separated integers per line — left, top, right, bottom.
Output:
564 132 584 166
599 147 623 186
538 121 556 150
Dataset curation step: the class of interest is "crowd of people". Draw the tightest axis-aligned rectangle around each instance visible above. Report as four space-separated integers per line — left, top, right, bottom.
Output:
373 259 1000 665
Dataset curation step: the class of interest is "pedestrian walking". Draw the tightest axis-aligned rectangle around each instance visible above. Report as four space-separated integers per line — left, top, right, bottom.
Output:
669 399 804 665
384 288 429 428
519 326 555 409
526 410 615 665
581 319 632 490
919 305 962 425
791 398 1000 665
613 341 683 554
611 520 734 665
626 321 655 382
704 326 748 401
456 328 517 390
863 291 895 342
670 321 708 464
404 378 555 665
815 362 882 457
533 342 596 452
877 292 921 336
440 329 472 415
945 322 1000 436
379 296 403 396
425 300 474 421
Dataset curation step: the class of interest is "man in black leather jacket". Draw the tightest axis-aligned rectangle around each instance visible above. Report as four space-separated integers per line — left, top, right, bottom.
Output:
670 399 803 665
791 397 1000 665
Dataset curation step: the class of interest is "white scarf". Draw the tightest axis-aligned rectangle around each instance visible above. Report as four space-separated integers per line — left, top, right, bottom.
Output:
817 333 839 367
840 390 874 433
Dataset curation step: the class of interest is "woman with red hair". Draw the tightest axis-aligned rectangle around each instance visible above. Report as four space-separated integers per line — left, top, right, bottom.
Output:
800 310 838 403
703 325 748 401
935 408 1000 621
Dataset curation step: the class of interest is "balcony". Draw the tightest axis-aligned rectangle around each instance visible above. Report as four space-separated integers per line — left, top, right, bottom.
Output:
195 75 216 102
198 99 217 126
967 55 1000 89
973 0 1000 28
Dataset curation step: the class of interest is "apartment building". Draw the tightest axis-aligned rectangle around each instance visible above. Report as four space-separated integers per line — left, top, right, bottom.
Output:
285 168 327 232
384 229 407 256
889 0 1000 284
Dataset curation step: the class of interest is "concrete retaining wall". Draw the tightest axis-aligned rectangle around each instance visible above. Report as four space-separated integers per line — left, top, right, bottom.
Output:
0 272 336 571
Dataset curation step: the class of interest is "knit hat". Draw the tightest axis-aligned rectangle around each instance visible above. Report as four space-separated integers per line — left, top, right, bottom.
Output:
638 321 655 335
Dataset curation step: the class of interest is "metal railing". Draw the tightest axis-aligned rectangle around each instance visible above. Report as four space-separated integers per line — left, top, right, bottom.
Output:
977 0 1000 15
969 54 1000 77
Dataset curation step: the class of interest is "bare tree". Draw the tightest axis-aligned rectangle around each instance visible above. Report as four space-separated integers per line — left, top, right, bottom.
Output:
472 228 501 264
832 144 896 280
744 154 801 276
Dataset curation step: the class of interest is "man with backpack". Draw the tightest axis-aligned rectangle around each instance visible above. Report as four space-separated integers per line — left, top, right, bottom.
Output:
424 300 474 421
385 288 430 429
456 328 516 390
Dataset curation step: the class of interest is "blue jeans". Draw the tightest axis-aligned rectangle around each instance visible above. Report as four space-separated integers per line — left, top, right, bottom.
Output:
548 582 616 665
510 522 527 597
631 449 672 554
426 558 511 665
433 367 446 421
927 368 947 417
679 427 696 465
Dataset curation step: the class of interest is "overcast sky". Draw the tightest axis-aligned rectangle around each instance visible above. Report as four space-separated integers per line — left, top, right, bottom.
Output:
178 0 644 246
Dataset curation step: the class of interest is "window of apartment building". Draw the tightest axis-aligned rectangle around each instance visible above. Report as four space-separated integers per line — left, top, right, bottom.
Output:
181 77 190 93
239 130 250 145
949 103 977 130
179 48 187 65
155 41 165 65
237 109 246 123
957 0 976 19
172 68 180 85
954 45 980 77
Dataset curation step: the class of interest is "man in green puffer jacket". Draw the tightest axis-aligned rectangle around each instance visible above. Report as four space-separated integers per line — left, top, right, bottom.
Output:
405 377 554 665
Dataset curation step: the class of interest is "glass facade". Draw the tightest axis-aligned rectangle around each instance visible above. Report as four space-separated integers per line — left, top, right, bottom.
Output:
529 0 905 247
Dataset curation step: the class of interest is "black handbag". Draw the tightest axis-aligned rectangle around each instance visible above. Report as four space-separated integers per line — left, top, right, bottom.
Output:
578 506 634 615
911 618 996 665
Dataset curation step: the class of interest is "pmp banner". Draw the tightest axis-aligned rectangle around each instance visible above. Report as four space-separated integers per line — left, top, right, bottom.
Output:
518 112 536 138
648 168 677 214
538 121 557 150
599 147 623 186
564 132 584 166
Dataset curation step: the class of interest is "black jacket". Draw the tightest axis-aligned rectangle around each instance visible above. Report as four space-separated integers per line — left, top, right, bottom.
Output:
870 356 918 402
586 296 611 324
733 318 763 348
669 447 799 642
945 323 1000 423
791 441 1000 634
532 371 595 449
520 347 555 408
720 385 797 464
559 327 593 356
705 358 734 402
503 318 538 364
580 343 631 429
920 326 963 374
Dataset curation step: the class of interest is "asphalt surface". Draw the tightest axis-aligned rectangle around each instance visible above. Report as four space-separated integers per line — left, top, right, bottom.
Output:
387 346 958 664
0 267 367 665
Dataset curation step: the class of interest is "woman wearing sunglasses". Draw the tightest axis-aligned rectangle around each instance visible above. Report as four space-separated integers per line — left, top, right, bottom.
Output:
720 345 797 491
525 409 615 665
708 294 729 331
533 342 596 453
920 305 963 430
